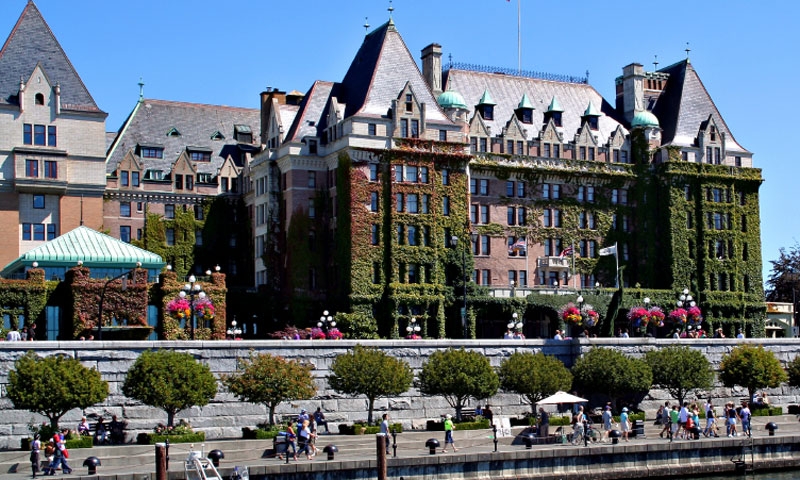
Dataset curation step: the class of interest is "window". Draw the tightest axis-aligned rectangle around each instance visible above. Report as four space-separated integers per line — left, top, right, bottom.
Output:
481 269 490 286
517 141 524 155
506 140 514 154
588 148 595 161
369 164 378 181
480 205 489 223
190 151 211 162
552 184 560 199
621 150 628 163
25 159 38 177
479 138 487 152
543 184 550 199
194 204 204 219
405 93 413 112
543 143 551 158
442 168 450 185
470 178 477 194
33 195 44 209
422 194 430 214
121 171 129 187
195 230 203 246
507 181 514 197
439 130 447 141
371 224 379 245
141 147 163 159
34 125 46 145
166 228 175 246
370 192 379 212
395 165 404 183
373 263 381 284
408 225 418 246
308 171 316 188
120 226 131 243
423 226 431 246
420 167 429 183
47 224 56 240
470 137 478 152
470 204 478 223
518 208 526 226
480 235 491 255
408 264 419 284
41 161 57 180
587 186 595 202
186 175 193 190
22 223 31 241
45 125 57 146
401 119 409 138
308 199 315 218
443 196 450 215
578 186 585 202
406 166 418 182
579 146 586 160
23 124 31 144
120 202 131 217
165 204 175 219
411 119 419 138
35 93 44 105
508 269 517 284
407 194 418 213
507 207 516 225
396 225 404 245
396 193 404 212
33 224 45 241
735 156 742 167
368 123 377 136
174 174 183 190
479 179 488 195
517 182 525 197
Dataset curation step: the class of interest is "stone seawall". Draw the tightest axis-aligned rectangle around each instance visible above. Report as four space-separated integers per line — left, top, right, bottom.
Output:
0 338 799 450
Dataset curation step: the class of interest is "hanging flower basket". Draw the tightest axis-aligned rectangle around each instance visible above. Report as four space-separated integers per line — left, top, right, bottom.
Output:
560 303 583 325
668 308 688 324
627 307 650 328
310 327 326 339
166 298 191 321
327 328 344 340
583 309 599 328
648 307 666 327
193 298 215 322
687 306 703 326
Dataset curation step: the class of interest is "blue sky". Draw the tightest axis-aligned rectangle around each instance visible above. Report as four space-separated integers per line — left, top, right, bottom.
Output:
2 0 797 287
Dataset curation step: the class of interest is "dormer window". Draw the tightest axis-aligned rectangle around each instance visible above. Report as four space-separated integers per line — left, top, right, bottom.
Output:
139 145 164 159
187 147 212 162
587 117 598 130
481 105 494 121
476 89 496 121
234 124 253 143
144 169 164 180
710 126 717 142
544 96 564 128
166 127 181 137
211 131 225 141
405 93 413 113
35 93 44 105
515 94 534 124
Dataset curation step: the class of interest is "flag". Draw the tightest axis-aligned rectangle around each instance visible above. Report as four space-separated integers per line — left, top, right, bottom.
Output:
508 238 526 253
559 246 574 258
599 245 617 256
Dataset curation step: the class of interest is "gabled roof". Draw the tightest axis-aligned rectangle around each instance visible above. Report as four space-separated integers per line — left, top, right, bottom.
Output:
2 226 165 274
285 81 334 142
445 69 625 143
653 60 748 153
106 99 260 175
337 21 448 123
0 1 103 113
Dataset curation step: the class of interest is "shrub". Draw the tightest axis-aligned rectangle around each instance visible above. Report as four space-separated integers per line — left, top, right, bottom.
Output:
242 426 280 440
137 431 205 445
751 406 782 417
426 418 490 431
65 435 93 449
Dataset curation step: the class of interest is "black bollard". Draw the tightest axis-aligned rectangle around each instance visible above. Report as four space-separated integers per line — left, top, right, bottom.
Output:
391 428 398 458
492 424 498 452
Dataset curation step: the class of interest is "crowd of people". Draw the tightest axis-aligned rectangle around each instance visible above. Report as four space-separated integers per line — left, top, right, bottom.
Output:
277 407 329 461
655 398 756 440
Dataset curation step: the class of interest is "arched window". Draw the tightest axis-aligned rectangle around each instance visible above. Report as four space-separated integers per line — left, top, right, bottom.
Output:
35 93 44 105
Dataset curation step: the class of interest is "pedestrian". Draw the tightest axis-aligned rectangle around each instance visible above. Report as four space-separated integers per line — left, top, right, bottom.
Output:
313 407 329 434
308 417 319 456
504 329 514 339
726 402 738 437
736 329 745 339
297 419 314 460
109 415 126 444
483 405 494 424
621 329 629 338
30 433 41 477
703 400 717 437
740 401 752 437
277 421 298 461
77 417 90 436
553 329 563 340
94 417 108 445
442 414 457 452
380 413 391 454
669 405 679 440
6 326 21 341
46 433 71 475
659 401 671 438
678 402 689 439
538 407 549 437
602 405 613 442
20 326 28 341
620 407 631 442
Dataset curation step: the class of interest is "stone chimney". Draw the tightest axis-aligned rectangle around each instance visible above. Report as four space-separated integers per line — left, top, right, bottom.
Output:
421 43 443 97
618 63 644 124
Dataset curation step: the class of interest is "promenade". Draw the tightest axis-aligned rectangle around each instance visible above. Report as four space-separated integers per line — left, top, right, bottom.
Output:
0 414 797 480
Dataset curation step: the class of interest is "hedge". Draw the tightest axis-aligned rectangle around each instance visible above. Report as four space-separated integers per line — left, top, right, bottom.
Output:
65 436 93 449
137 432 205 445
241 427 280 440
338 423 403 435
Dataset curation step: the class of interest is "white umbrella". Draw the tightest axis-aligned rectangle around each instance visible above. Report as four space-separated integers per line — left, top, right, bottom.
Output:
537 391 588 405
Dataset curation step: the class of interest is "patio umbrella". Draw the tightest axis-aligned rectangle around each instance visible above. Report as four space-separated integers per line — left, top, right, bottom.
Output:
537 391 588 405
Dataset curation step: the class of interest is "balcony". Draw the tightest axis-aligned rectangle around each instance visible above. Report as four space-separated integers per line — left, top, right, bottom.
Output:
537 256 570 269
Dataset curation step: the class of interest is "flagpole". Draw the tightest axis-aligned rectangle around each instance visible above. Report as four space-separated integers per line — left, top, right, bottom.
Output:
525 237 529 290
517 0 521 74
614 241 619 289
571 240 576 290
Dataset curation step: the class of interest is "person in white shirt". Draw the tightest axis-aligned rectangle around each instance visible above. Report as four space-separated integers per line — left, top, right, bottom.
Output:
6 328 21 341
554 330 563 340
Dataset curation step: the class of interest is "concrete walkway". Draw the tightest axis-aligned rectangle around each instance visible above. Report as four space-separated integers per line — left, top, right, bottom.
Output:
0 414 795 480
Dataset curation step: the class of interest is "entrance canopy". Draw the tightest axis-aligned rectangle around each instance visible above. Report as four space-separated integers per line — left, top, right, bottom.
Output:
1 226 165 281
537 391 588 405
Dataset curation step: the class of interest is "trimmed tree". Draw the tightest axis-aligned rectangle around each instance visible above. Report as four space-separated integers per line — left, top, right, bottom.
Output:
571 347 652 409
719 344 787 402
222 353 316 426
123 350 217 427
787 354 800 388
645 346 714 406
327 345 413 424
7 351 108 430
417 348 499 420
499 352 572 415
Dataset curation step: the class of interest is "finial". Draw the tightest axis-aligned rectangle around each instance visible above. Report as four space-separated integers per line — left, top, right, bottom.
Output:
388 0 394 19
585 69 590 84
685 42 691 60
138 77 145 100
364 17 369 32
653 54 659 70
448 53 453 68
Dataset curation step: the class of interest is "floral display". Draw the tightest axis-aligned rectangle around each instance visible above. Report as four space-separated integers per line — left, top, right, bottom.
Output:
310 327 327 339
166 298 191 320
327 327 344 340
687 306 703 326
648 306 666 327
627 307 650 327
560 303 582 324
193 298 215 321
668 307 688 324
583 309 599 328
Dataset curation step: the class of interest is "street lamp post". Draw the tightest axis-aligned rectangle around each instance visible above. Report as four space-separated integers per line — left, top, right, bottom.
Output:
450 235 468 338
676 288 695 335
180 275 206 340
406 316 421 339
226 316 242 339
318 310 335 335
507 312 523 338
643 297 651 337
97 262 142 341
510 280 516 298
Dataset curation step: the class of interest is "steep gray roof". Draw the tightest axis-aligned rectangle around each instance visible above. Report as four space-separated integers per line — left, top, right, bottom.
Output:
338 20 448 123
0 1 102 113
106 99 260 175
285 81 334 142
653 60 748 153
445 69 624 142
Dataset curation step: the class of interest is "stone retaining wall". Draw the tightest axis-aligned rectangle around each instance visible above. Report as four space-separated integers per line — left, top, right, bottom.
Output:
0 338 799 450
